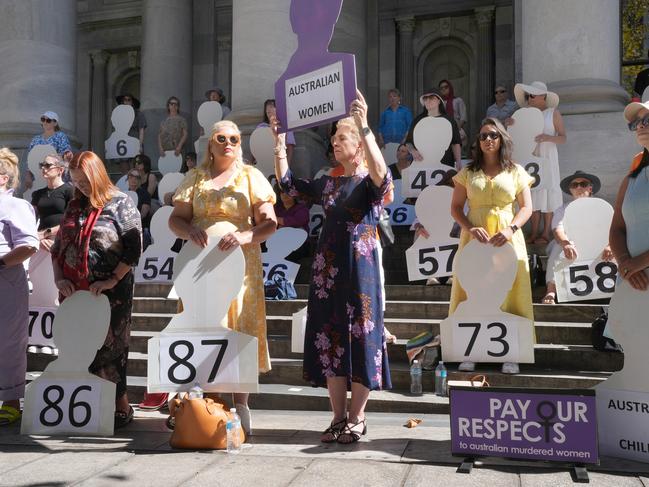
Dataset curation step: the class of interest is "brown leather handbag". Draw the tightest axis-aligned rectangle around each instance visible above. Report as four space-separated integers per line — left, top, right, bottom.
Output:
169 396 245 450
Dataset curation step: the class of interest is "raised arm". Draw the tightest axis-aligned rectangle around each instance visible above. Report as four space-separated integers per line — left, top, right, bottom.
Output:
351 90 386 188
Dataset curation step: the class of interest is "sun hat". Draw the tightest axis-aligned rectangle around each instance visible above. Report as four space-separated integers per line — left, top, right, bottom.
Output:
419 87 444 107
116 93 141 110
41 111 59 122
205 87 225 102
514 81 559 108
623 100 649 124
559 170 601 195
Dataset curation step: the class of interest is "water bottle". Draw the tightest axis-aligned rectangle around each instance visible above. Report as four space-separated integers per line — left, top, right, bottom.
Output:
188 382 203 399
435 361 448 396
410 360 423 395
227 408 242 454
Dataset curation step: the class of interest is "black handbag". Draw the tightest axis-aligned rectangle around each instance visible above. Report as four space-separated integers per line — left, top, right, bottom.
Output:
377 209 395 247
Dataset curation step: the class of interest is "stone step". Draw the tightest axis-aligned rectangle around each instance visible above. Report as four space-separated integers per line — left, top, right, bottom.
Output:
134 283 173 298
265 299 606 322
133 297 179 314
267 315 595 345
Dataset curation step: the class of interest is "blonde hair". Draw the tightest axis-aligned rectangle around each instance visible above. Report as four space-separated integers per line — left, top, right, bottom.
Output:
0 148 20 189
334 117 361 145
201 120 244 169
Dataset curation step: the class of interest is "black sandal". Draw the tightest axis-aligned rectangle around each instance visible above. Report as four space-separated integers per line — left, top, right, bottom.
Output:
114 405 134 429
337 418 367 444
321 418 347 443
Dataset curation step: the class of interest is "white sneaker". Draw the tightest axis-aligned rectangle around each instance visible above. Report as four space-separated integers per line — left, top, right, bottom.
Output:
235 403 252 436
426 277 440 286
458 361 476 372
501 362 520 374
27 345 38 354
40 346 53 355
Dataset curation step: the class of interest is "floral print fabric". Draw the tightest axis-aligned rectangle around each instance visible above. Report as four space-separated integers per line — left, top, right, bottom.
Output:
280 169 392 391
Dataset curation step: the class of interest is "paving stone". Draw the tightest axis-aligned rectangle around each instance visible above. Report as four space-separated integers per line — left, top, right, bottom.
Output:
289 458 409 487
520 470 644 486
404 464 520 487
0 450 48 475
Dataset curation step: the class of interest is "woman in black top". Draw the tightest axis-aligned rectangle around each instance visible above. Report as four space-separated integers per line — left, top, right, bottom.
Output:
31 154 73 252
404 87 462 170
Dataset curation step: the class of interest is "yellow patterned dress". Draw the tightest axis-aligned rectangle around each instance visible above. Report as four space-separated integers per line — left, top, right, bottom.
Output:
449 164 535 321
173 164 276 372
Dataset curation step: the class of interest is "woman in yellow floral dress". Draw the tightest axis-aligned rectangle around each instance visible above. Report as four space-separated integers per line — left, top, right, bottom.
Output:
449 117 534 375
169 120 277 433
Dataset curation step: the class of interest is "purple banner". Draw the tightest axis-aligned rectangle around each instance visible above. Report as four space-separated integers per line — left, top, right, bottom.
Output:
450 387 598 464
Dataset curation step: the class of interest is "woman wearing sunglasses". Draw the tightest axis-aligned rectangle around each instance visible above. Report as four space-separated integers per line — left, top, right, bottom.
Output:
541 171 611 304
30 154 73 253
449 118 534 375
158 96 188 158
169 120 277 434
610 101 649 292
27 111 73 161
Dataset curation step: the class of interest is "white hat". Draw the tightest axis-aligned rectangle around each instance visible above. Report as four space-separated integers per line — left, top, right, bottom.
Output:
514 81 559 108
41 111 59 122
623 100 649 124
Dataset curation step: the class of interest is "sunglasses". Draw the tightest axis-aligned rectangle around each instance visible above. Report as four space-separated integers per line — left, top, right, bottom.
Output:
569 181 592 189
214 134 241 146
494 90 507 94
38 162 58 170
40 117 54 123
168 101 179 106
478 132 500 142
439 85 449 90
628 114 649 131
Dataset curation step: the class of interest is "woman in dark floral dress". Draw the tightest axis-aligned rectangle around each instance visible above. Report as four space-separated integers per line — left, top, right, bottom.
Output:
52 151 142 428
273 91 392 444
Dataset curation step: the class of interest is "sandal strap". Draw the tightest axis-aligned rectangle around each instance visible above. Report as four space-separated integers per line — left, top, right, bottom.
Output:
339 419 366 441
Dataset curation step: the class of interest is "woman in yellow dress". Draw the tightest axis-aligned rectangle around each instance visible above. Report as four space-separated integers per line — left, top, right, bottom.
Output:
169 120 277 434
449 117 534 375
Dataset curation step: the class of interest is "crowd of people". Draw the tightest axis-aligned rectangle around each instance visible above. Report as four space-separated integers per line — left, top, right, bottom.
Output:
1 78 648 450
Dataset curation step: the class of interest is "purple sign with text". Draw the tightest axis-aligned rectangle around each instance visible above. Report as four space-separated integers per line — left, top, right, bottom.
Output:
450 387 598 464
274 0 357 133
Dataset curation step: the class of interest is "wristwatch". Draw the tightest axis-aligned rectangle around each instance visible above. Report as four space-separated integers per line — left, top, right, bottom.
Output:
361 126 372 137
510 224 519 233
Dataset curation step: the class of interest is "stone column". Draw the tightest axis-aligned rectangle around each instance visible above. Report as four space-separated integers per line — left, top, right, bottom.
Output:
229 0 295 128
140 0 192 159
475 7 495 128
520 0 627 114
0 0 77 154
89 50 110 159
396 17 416 110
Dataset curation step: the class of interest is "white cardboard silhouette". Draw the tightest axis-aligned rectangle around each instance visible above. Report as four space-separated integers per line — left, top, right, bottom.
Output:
194 101 223 162
508 108 544 190
384 183 415 226
105 105 140 159
554 198 617 302
147 221 259 393
249 126 276 180
291 306 308 353
596 277 649 463
22 291 115 436
158 172 185 204
262 227 308 285
158 151 182 175
27 250 59 347
440 240 535 363
401 117 453 197
135 206 177 283
405 185 458 280
381 142 400 165
24 144 57 202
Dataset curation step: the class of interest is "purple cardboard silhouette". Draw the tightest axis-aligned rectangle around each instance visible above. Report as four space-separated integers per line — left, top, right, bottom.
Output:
274 0 357 132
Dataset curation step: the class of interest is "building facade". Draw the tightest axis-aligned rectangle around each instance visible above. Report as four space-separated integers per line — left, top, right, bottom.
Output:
0 0 641 200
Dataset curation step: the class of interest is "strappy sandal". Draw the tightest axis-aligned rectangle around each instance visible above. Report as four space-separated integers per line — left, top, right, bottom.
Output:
0 405 22 426
321 418 347 443
114 405 134 429
337 418 367 444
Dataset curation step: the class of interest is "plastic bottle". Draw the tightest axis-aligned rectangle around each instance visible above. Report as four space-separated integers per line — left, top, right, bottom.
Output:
188 382 203 399
226 408 242 454
435 361 448 396
410 360 423 395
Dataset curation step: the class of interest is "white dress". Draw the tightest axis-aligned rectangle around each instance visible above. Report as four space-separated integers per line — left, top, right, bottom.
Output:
531 107 563 212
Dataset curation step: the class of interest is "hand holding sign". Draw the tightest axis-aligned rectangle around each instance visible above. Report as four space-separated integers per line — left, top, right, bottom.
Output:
22 291 116 436
400 117 453 197
105 105 140 159
274 0 356 132
147 221 259 393
508 108 544 189
405 185 458 280
440 240 535 363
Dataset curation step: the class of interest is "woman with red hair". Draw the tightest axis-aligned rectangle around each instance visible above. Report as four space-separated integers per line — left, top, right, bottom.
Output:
52 151 142 428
